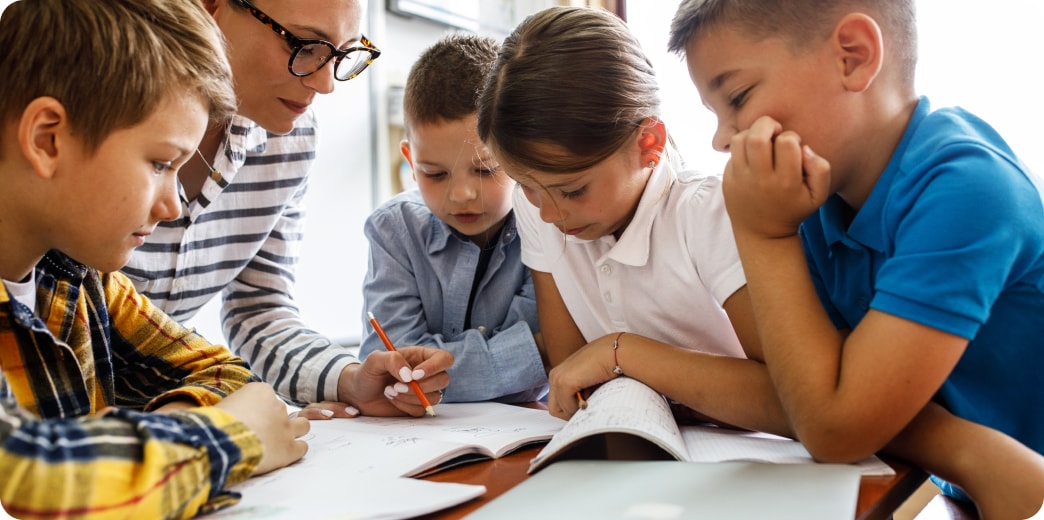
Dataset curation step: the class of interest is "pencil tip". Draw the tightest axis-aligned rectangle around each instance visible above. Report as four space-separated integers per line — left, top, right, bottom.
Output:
425 406 436 417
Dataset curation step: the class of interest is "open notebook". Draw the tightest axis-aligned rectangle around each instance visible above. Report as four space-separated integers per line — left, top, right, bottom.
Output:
467 459 862 520
201 401 565 519
529 376 895 476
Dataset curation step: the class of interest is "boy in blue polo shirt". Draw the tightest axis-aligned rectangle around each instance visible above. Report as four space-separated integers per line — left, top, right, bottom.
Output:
670 0 1043 517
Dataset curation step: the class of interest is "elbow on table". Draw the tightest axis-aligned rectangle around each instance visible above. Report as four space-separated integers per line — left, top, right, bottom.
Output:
796 423 888 464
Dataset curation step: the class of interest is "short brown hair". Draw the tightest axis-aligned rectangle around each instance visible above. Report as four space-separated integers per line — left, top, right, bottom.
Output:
667 0 918 87
476 6 660 174
0 0 236 154
403 33 499 132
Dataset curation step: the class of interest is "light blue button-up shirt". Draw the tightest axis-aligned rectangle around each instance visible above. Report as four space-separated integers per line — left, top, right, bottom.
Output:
360 190 547 403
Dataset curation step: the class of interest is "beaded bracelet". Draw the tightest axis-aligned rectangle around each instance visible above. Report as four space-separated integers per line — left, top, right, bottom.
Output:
611 332 625 376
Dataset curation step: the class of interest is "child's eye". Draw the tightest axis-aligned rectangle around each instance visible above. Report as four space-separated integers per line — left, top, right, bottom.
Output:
153 161 174 174
728 87 751 109
422 171 447 180
561 186 587 200
477 166 501 176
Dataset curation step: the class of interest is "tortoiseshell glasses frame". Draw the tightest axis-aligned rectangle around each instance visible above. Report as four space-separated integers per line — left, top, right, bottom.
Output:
233 0 381 81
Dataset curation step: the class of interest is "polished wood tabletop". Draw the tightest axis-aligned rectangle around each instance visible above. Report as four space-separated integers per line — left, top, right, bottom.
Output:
416 442 928 520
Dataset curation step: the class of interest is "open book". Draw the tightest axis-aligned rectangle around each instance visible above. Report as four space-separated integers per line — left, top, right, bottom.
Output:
204 402 566 519
529 376 895 476
298 401 567 478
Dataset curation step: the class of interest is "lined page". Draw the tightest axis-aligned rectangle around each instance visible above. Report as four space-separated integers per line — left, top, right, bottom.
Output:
680 425 896 476
530 377 687 471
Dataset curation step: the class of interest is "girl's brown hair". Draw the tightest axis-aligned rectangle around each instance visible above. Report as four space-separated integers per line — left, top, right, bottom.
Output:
477 6 661 174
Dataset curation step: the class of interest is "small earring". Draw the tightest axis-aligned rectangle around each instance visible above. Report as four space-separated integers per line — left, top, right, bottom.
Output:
648 160 656 168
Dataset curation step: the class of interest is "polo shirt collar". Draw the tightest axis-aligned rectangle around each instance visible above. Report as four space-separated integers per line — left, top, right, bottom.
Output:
606 159 673 267
819 96 931 252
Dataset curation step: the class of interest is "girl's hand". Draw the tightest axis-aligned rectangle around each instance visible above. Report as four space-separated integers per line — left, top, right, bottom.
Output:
546 333 622 420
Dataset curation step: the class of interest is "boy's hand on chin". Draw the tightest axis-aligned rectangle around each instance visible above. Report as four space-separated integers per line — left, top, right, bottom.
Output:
723 116 832 240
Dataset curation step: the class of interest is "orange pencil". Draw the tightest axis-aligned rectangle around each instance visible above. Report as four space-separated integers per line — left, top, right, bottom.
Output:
575 391 588 410
367 312 436 416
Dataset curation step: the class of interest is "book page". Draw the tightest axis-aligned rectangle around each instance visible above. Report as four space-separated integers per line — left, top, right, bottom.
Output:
528 377 688 473
680 425 895 476
206 475 486 520
253 402 564 480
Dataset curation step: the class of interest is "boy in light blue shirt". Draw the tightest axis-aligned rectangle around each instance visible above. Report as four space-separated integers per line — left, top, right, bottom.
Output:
360 34 547 403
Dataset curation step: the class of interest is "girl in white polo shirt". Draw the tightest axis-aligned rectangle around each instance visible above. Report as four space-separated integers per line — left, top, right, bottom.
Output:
475 6 782 430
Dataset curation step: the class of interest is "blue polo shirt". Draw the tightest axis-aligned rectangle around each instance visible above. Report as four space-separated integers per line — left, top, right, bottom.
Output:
800 97 1044 495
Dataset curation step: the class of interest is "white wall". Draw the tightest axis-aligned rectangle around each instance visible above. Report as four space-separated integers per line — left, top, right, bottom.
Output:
628 0 1044 177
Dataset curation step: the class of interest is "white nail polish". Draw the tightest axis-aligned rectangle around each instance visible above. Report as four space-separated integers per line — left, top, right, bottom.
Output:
394 382 410 394
398 366 413 382
412 368 425 380
320 409 334 417
384 386 397 398
345 406 359 416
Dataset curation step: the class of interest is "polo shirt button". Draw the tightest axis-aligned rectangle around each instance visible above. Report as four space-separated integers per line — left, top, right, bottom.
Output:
600 264 612 275
603 292 612 303
477 326 487 335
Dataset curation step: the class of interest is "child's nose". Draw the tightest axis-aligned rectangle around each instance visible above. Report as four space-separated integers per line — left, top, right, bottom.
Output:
448 176 477 202
712 120 736 153
153 181 182 222
538 199 564 224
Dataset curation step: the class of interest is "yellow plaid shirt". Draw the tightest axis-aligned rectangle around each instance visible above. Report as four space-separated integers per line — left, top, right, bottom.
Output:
0 251 262 519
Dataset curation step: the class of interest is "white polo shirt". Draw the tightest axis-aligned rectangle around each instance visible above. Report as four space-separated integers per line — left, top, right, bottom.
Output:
515 162 746 358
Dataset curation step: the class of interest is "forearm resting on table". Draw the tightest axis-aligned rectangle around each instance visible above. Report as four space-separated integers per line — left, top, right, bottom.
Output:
884 403 1044 519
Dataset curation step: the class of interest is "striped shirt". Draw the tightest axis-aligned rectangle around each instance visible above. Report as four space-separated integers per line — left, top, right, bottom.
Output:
0 250 261 519
122 112 358 405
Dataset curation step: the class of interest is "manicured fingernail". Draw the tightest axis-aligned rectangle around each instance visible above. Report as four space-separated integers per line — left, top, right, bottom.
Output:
384 386 397 398
345 406 359 416
399 366 413 382
320 409 334 417
394 382 410 394
412 368 425 380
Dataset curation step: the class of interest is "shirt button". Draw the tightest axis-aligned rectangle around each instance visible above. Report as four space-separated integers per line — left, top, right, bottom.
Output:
477 326 487 335
603 292 612 303
600 264 612 275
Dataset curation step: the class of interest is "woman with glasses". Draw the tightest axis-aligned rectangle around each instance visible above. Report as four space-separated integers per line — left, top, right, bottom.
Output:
122 0 452 419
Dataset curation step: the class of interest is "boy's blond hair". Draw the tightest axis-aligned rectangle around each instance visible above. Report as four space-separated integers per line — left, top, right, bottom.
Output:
667 0 918 89
0 0 236 155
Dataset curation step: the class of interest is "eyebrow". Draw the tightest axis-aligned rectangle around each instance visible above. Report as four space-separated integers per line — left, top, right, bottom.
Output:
290 23 361 48
541 176 584 189
708 69 739 93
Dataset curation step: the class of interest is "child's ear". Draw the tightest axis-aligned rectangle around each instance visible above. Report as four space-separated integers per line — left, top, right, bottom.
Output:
636 116 667 167
832 13 883 93
399 139 417 181
18 97 66 180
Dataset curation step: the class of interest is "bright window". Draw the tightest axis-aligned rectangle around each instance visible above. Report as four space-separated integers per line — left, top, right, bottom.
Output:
628 1 1044 177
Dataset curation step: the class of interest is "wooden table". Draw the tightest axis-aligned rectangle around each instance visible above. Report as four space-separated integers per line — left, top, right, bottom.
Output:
417 445 928 520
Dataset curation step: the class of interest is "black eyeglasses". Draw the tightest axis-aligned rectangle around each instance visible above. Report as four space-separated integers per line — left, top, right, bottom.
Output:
233 0 380 81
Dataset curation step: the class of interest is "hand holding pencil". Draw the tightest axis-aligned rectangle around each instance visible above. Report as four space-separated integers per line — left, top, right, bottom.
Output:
368 312 437 416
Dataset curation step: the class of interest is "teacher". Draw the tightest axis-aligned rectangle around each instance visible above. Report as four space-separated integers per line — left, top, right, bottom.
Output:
122 0 450 418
